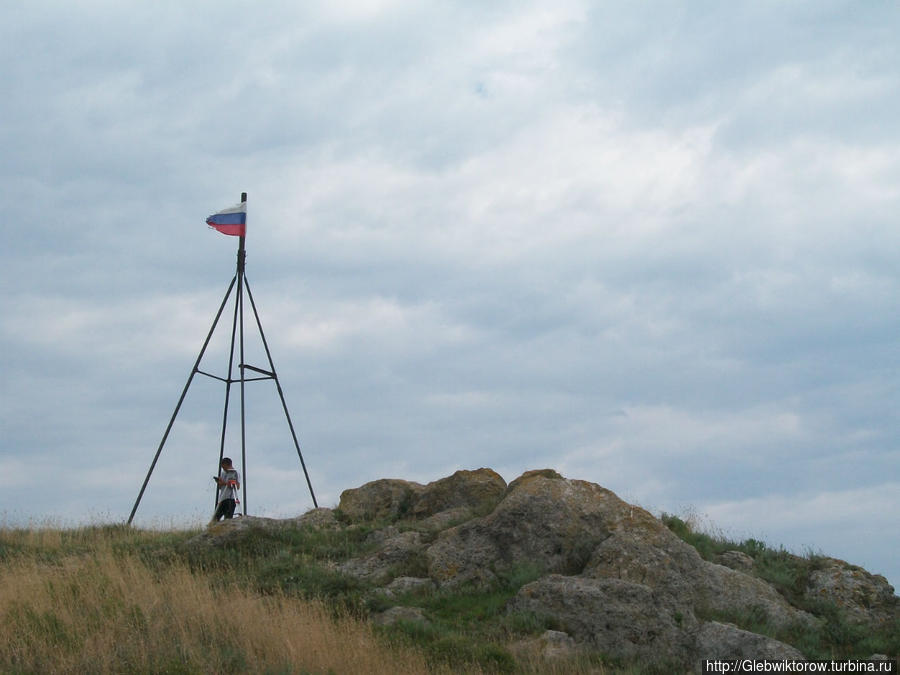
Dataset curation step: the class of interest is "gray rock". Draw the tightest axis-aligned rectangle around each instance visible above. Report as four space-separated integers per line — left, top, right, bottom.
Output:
804 558 899 626
289 507 340 529
338 530 425 584
717 550 755 573
509 574 697 666
364 525 400 546
184 514 284 548
697 562 818 631
412 468 506 519
696 621 805 660
427 470 814 632
427 471 653 587
186 508 343 549
336 468 507 525
338 479 423 522
509 629 579 663
583 519 815 631
383 576 435 597
536 629 578 659
373 605 428 626
416 506 474 532
584 528 701 589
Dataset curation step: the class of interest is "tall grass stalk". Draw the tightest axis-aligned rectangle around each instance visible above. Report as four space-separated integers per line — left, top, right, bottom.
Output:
0 536 459 674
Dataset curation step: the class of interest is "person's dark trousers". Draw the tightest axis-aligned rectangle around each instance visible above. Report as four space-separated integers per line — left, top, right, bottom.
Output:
213 498 236 521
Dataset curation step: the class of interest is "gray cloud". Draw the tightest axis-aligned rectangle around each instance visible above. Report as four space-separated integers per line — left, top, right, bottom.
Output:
1 1 898 588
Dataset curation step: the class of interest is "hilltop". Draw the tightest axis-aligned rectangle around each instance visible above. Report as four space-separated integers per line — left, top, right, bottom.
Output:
2 468 897 673
188 468 899 671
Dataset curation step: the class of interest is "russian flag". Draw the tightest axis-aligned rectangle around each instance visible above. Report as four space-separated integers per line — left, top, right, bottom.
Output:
206 202 246 237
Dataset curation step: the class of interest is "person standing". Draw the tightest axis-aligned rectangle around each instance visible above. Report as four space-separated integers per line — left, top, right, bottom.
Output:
212 457 241 522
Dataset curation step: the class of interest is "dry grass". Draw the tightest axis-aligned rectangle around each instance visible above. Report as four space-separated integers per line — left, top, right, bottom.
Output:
0 528 465 674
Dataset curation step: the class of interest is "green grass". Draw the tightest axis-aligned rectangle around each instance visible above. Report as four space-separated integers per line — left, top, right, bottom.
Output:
368 563 551 673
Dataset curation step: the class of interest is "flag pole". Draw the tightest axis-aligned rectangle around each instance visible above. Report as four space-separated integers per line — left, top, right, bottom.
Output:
215 192 248 515
237 192 248 514
128 191 317 525
215 219 243 514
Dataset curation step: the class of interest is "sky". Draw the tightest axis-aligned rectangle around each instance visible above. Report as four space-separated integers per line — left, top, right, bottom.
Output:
1 1 898 589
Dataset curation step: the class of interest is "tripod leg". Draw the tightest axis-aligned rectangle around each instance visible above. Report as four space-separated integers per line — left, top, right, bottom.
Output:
244 278 318 507
127 276 238 525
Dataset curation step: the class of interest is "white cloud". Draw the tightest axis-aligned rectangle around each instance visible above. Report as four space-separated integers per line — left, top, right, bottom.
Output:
2 292 233 363
699 483 900 582
704 483 900 532
1 0 899 592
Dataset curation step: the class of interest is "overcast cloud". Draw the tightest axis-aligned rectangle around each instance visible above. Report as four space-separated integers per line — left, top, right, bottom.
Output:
2 1 898 589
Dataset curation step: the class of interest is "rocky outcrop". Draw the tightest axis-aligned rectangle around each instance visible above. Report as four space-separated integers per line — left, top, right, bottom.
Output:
804 558 899 626
426 471 814 633
184 514 284 548
413 468 506 519
382 576 435 598
336 468 506 524
190 468 898 670
338 478 423 522
426 470 650 586
184 509 341 549
508 574 697 664
717 550 755 573
291 507 340 529
583 529 817 634
337 529 425 584
696 622 806 660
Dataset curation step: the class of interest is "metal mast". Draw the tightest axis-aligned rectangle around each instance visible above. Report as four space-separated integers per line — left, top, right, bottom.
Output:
127 192 318 525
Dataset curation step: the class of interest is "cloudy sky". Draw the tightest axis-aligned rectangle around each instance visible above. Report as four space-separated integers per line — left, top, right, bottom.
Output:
2 1 898 588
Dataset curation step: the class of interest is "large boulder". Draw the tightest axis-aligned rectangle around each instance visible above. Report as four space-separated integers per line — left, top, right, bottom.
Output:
337 530 426 585
804 558 899 626
288 507 341 529
426 470 658 586
412 468 506 519
509 574 697 666
698 561 818 630
183 515 285 549
338 479 424 522
336 469 507 525
717 550 755 573
509 578 809 667
696 621 806 660
585 529 816 630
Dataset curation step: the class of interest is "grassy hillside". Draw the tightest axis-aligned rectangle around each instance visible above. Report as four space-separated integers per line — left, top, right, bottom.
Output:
0 525 457 674
0 523 592 674
1 517 896 674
